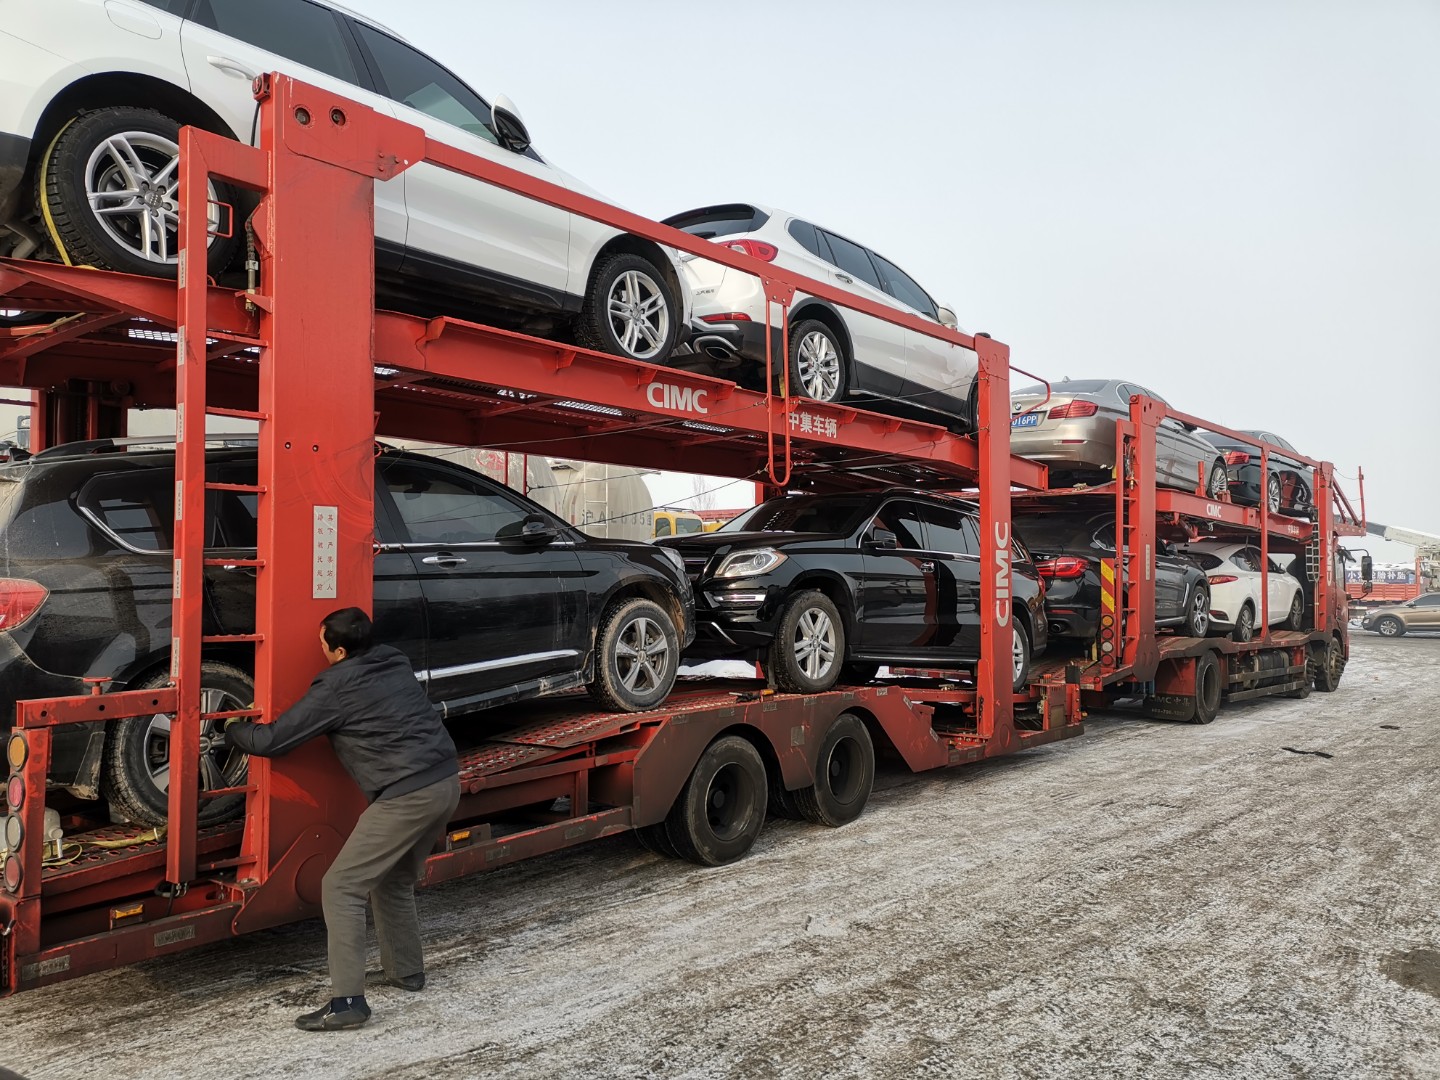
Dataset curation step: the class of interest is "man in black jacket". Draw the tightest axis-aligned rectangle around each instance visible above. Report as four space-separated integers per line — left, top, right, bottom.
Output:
226 607 460 1032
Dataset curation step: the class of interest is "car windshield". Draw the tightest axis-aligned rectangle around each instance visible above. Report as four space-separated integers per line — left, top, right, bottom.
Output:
721 496 871 535
1014 380 1111 396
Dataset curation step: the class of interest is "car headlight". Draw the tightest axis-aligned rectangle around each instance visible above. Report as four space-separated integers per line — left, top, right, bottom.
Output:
715 548 787 579
657 545 687 576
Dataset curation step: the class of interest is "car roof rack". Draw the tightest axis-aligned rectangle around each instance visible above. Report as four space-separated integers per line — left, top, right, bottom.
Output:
28 436 259 461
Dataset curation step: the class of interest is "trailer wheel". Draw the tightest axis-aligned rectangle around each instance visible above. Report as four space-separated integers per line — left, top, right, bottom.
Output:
792 713 874 827
1231 602 1255 643
587 598 679 712
101 662 252 827
663 735 768 865
767 590 844 693
1312 636 1346 692
634 822 681 859
1187 651 1222 725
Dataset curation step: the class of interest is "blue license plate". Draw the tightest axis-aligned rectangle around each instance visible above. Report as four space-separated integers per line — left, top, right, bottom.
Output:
1011 412 1042 428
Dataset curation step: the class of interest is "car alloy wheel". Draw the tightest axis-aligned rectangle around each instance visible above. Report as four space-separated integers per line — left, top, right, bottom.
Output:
796 329 842 401
616 614 671 697
143 686 247 794
1267 473 1283 513
1206 462 1229 500
1012 625 1027 685
1232 603 1254 642
83 131 221 265
1377 617 1404 637
1187 588 1211 637
606 268 670 360
793 605 838 682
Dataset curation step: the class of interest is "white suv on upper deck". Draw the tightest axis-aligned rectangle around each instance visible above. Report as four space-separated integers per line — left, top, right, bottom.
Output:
0 0 689 361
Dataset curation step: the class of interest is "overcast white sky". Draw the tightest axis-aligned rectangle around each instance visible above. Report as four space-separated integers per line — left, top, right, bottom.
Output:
333 0 1437 550
9 1 1435 557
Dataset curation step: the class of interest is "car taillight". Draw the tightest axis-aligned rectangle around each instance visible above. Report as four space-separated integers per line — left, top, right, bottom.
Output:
699 312 753 323
1223 451 1250 465
721 239 778 262
0 579 48 630
1047 401 1099 419
1036 557 1088 579
1207 574 1239 584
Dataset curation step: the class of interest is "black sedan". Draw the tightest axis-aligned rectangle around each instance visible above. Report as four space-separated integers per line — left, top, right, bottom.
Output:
656 490 1047 693
1013 511 1211 640
1200 429 1314 517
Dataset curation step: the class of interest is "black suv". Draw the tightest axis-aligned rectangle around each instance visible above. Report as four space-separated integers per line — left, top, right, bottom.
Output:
0 442 693 826
1012 510 1210 640
656 490 1047 694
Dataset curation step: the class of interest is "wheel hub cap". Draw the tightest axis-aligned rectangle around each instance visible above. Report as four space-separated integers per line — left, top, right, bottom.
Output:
794 608 837 680
84 131 220 265
606 270 669 360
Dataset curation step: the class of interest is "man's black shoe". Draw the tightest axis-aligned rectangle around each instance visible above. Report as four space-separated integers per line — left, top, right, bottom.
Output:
295 1001 372 1031
386 972 425 992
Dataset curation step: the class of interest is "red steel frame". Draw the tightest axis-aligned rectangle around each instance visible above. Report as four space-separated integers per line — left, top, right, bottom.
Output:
0 75 1071 994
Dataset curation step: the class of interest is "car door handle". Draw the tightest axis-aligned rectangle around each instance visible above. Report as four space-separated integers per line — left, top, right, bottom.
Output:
920 560 936 573
834 272 854 284
207 55 257 80
422 555 467 567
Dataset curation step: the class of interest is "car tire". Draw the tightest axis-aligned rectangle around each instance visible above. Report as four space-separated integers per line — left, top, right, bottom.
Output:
1188 651 1222 725
792 713 875 827
101 661 252 828
1267 473 1283 514
1011 620 1032 692
1312 636 1345 692
662 734 768 865
766 590 844 694
576 253 679 362
1182 584 1211 638
40 107 241 277
787 320 849 404
1206 460 1229 500
1231 602 1255 643
1375 615 1405 638
587 597 679 712
1281 591 1304 631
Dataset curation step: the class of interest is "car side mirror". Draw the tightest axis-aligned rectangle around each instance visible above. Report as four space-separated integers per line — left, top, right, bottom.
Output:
866 528 898 550
492 95 532 154
937 305 959 330
520 514 557 544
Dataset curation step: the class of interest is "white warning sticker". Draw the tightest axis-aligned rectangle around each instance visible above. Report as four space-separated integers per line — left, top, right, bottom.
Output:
313 505 338 599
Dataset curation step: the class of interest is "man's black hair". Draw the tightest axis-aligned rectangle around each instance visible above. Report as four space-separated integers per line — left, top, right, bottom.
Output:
321 607 373 656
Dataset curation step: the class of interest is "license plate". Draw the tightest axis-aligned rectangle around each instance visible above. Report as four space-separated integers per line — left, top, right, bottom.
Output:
1011 412 1042 428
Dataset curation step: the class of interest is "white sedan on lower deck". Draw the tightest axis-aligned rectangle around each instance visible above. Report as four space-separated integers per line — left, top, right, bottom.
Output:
1181 541 1305 641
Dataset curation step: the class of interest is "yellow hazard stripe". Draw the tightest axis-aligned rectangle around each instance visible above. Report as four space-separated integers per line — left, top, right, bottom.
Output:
1100 560 1116 613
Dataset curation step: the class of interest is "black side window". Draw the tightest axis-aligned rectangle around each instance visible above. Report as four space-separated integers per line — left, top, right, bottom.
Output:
654 517 672 537
1093 520 1117 550
135 0 191 13
194 0 359 83
870 501 925 549
83 470 175 551
351 23 498 143
918 505 979 556
382 463 528 544
820 231 884 290
787 219 829 260
871 252 938 319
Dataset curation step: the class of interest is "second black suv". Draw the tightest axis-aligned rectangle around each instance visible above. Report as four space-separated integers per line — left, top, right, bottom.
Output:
0 443 693 826
657 490 1047 694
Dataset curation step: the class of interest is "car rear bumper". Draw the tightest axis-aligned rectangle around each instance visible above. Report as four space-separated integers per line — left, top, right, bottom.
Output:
1009 419 1116 472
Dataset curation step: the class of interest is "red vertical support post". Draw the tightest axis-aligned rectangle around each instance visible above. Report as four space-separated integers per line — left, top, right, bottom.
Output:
1258 445 1270 636
168 129 214 886
1124 398 1160 674
1313 462 1334 633
973 335 1014 749
240 77 422 903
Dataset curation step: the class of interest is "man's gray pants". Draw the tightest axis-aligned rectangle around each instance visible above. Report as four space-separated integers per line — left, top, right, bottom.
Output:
321 773 462 997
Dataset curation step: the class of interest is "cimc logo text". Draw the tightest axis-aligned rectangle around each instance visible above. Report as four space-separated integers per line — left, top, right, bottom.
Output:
993 521 1012 627
646 382 709 415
